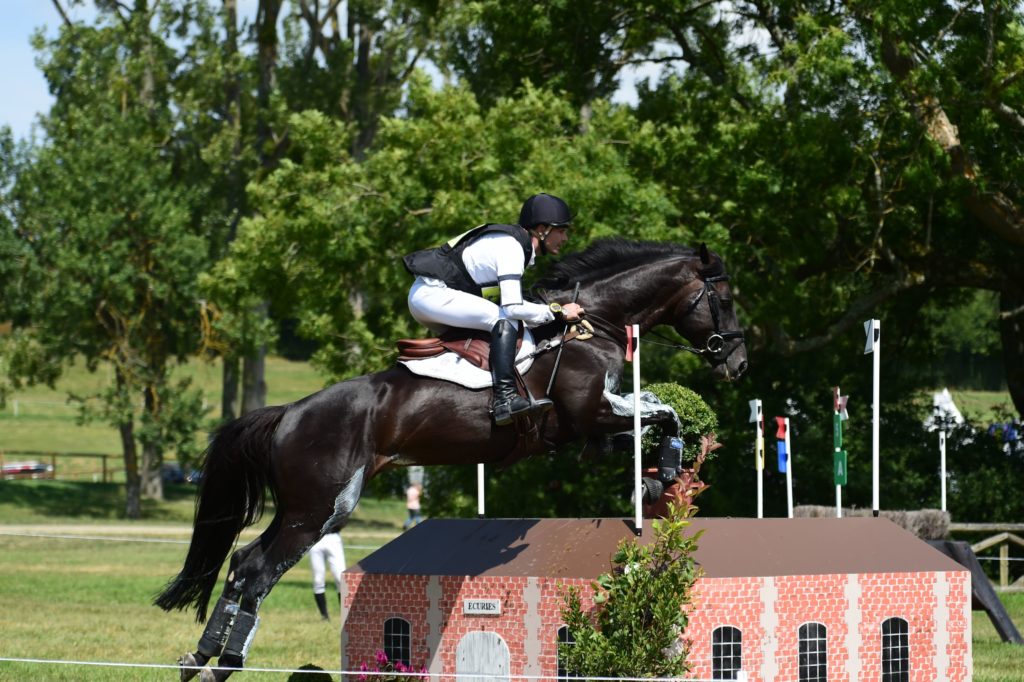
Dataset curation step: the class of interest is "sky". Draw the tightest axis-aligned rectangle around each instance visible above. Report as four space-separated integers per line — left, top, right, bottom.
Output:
1 4 71 141
1 3 655 143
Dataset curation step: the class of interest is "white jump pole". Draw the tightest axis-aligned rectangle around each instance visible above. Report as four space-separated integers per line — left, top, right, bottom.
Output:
749 399 764 518
631 324 642 536
477 463 485 518
864 319 881 517
940 430 947 512
784 417 793 519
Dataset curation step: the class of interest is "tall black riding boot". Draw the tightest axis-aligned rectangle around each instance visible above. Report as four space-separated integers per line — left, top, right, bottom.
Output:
314 592 330 621
489 319 551 425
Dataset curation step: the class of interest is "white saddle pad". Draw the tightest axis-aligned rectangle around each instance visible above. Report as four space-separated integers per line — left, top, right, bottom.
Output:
399 328 537 389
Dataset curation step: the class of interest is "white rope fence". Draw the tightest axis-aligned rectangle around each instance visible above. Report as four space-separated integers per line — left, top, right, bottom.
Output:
0 658 735 681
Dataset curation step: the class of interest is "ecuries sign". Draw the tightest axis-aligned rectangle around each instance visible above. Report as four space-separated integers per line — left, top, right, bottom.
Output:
463 599 501 616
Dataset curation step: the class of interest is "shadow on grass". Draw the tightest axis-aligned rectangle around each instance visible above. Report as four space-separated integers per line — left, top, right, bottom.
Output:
0 479 212 521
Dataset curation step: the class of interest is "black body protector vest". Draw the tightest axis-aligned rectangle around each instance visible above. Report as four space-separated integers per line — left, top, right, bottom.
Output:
403 224 533 302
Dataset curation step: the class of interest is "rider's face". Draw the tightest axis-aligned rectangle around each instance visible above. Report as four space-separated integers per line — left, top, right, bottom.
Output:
540 226 570 254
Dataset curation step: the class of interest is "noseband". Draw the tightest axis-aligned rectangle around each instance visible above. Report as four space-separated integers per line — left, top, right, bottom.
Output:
668 274 745 363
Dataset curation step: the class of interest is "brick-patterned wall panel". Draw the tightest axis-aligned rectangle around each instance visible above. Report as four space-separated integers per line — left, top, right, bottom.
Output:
773 574 849 682
534 578 593 677
944 571 971 681
343 574 432 670
855 571 949 682
344 569 970 682
684 577 766 680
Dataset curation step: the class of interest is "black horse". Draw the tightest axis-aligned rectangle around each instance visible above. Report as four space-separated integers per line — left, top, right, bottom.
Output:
156 238 747 681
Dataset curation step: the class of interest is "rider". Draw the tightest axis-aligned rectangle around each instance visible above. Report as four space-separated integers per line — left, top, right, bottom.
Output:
403 193 584 425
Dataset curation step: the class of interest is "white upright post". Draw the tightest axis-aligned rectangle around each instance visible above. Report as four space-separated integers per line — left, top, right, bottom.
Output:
749 399 764 518
784 417 793 519
940 430 947 512
632 324 643 536
477 463 485 518
865 319 881 517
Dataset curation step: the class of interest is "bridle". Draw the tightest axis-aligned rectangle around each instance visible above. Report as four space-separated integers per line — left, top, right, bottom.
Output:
576 273 745 364
664 273 746 363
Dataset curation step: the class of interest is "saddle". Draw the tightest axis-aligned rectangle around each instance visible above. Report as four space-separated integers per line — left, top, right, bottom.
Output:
396 328 524 371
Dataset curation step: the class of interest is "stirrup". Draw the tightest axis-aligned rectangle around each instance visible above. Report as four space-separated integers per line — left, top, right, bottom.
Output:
492 396 552 426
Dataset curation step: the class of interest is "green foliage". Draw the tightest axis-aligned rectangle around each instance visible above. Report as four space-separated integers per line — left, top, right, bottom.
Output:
560 501 702 678
227 80 678 379
4 0 1024 522
643 383 719 462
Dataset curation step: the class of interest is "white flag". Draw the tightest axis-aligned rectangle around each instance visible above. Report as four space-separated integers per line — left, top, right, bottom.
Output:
864 319 880 354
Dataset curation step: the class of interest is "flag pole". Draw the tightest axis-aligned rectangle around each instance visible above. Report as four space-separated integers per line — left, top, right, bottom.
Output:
784 417 793 519
833 386 849 518
864 319 881 517
631 324 642 535
940 430 947 512
749 399 764 518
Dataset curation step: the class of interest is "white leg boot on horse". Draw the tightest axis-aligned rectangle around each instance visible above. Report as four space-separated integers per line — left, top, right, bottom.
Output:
489 319 551 425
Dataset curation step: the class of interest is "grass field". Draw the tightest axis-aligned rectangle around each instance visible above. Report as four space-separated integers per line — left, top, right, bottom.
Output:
0 355 329 457
1 481 1023 681
0 480 405 681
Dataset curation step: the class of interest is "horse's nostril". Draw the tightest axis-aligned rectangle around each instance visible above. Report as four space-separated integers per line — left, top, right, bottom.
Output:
737 360 748 377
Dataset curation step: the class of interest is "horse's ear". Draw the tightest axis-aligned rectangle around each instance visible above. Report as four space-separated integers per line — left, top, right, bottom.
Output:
699 243 711 265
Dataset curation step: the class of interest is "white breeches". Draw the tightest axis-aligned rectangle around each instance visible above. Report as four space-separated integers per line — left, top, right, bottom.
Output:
408 277 512 334
310 533 345 594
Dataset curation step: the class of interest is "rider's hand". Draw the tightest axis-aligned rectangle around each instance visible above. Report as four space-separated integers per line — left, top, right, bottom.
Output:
561 303 584 321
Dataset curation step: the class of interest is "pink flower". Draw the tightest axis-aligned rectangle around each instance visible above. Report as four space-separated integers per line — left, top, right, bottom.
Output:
376 650 389 666
395 662 408 673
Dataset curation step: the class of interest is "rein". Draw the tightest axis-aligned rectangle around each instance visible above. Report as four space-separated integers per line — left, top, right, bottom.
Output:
553 274 745 364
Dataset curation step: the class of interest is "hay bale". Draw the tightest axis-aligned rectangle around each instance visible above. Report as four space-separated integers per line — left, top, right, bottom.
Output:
793 505 950 540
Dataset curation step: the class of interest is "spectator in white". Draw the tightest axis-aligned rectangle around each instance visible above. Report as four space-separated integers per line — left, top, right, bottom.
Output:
404 483 423 530
403 193 583 425
310 529 345 621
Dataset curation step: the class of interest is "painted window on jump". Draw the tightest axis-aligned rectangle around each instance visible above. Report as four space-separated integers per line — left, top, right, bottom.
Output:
711 626 742 680
384 617 411 666
798 622 828 682
556 625 577 679
881 617 909 682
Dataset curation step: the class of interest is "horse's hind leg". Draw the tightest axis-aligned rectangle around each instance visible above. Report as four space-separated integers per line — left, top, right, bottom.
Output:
195 512 342 681
178 517 282 681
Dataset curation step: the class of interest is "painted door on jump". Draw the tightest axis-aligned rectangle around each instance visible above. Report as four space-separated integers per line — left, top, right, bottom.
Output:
456 631 509 682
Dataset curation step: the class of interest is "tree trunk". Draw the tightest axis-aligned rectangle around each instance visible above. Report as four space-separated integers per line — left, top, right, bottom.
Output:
999 291 1024 416
222 355 240 421
235 0 280 415
117 369 141 519
242 344 267 414
141 441 163 500
121 421 141 519
140 385 164 501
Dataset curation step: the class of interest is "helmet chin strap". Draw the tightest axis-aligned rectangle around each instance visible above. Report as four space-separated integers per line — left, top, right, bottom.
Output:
535 226 553 256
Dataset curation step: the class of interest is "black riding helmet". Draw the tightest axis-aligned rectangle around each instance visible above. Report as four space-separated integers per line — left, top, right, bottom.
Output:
518 193 573 229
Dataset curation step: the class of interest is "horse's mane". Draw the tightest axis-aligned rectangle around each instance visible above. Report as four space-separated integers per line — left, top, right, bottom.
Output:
537 237 717 290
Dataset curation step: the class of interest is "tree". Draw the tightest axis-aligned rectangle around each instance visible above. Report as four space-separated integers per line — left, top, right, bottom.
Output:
560 500 702 678
7 3 211 516
223 79 678 379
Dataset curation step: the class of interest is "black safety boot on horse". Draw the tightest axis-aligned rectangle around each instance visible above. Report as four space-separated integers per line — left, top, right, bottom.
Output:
489 319 551 425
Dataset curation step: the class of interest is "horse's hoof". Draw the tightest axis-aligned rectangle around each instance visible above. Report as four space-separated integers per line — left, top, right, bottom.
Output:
199 666 218 682
178 653 201 682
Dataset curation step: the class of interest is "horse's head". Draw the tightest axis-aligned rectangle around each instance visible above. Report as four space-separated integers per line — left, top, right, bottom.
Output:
671 244 748 381
537 238 748 381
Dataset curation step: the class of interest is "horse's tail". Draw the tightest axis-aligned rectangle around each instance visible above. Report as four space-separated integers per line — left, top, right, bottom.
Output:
154 404 286 622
